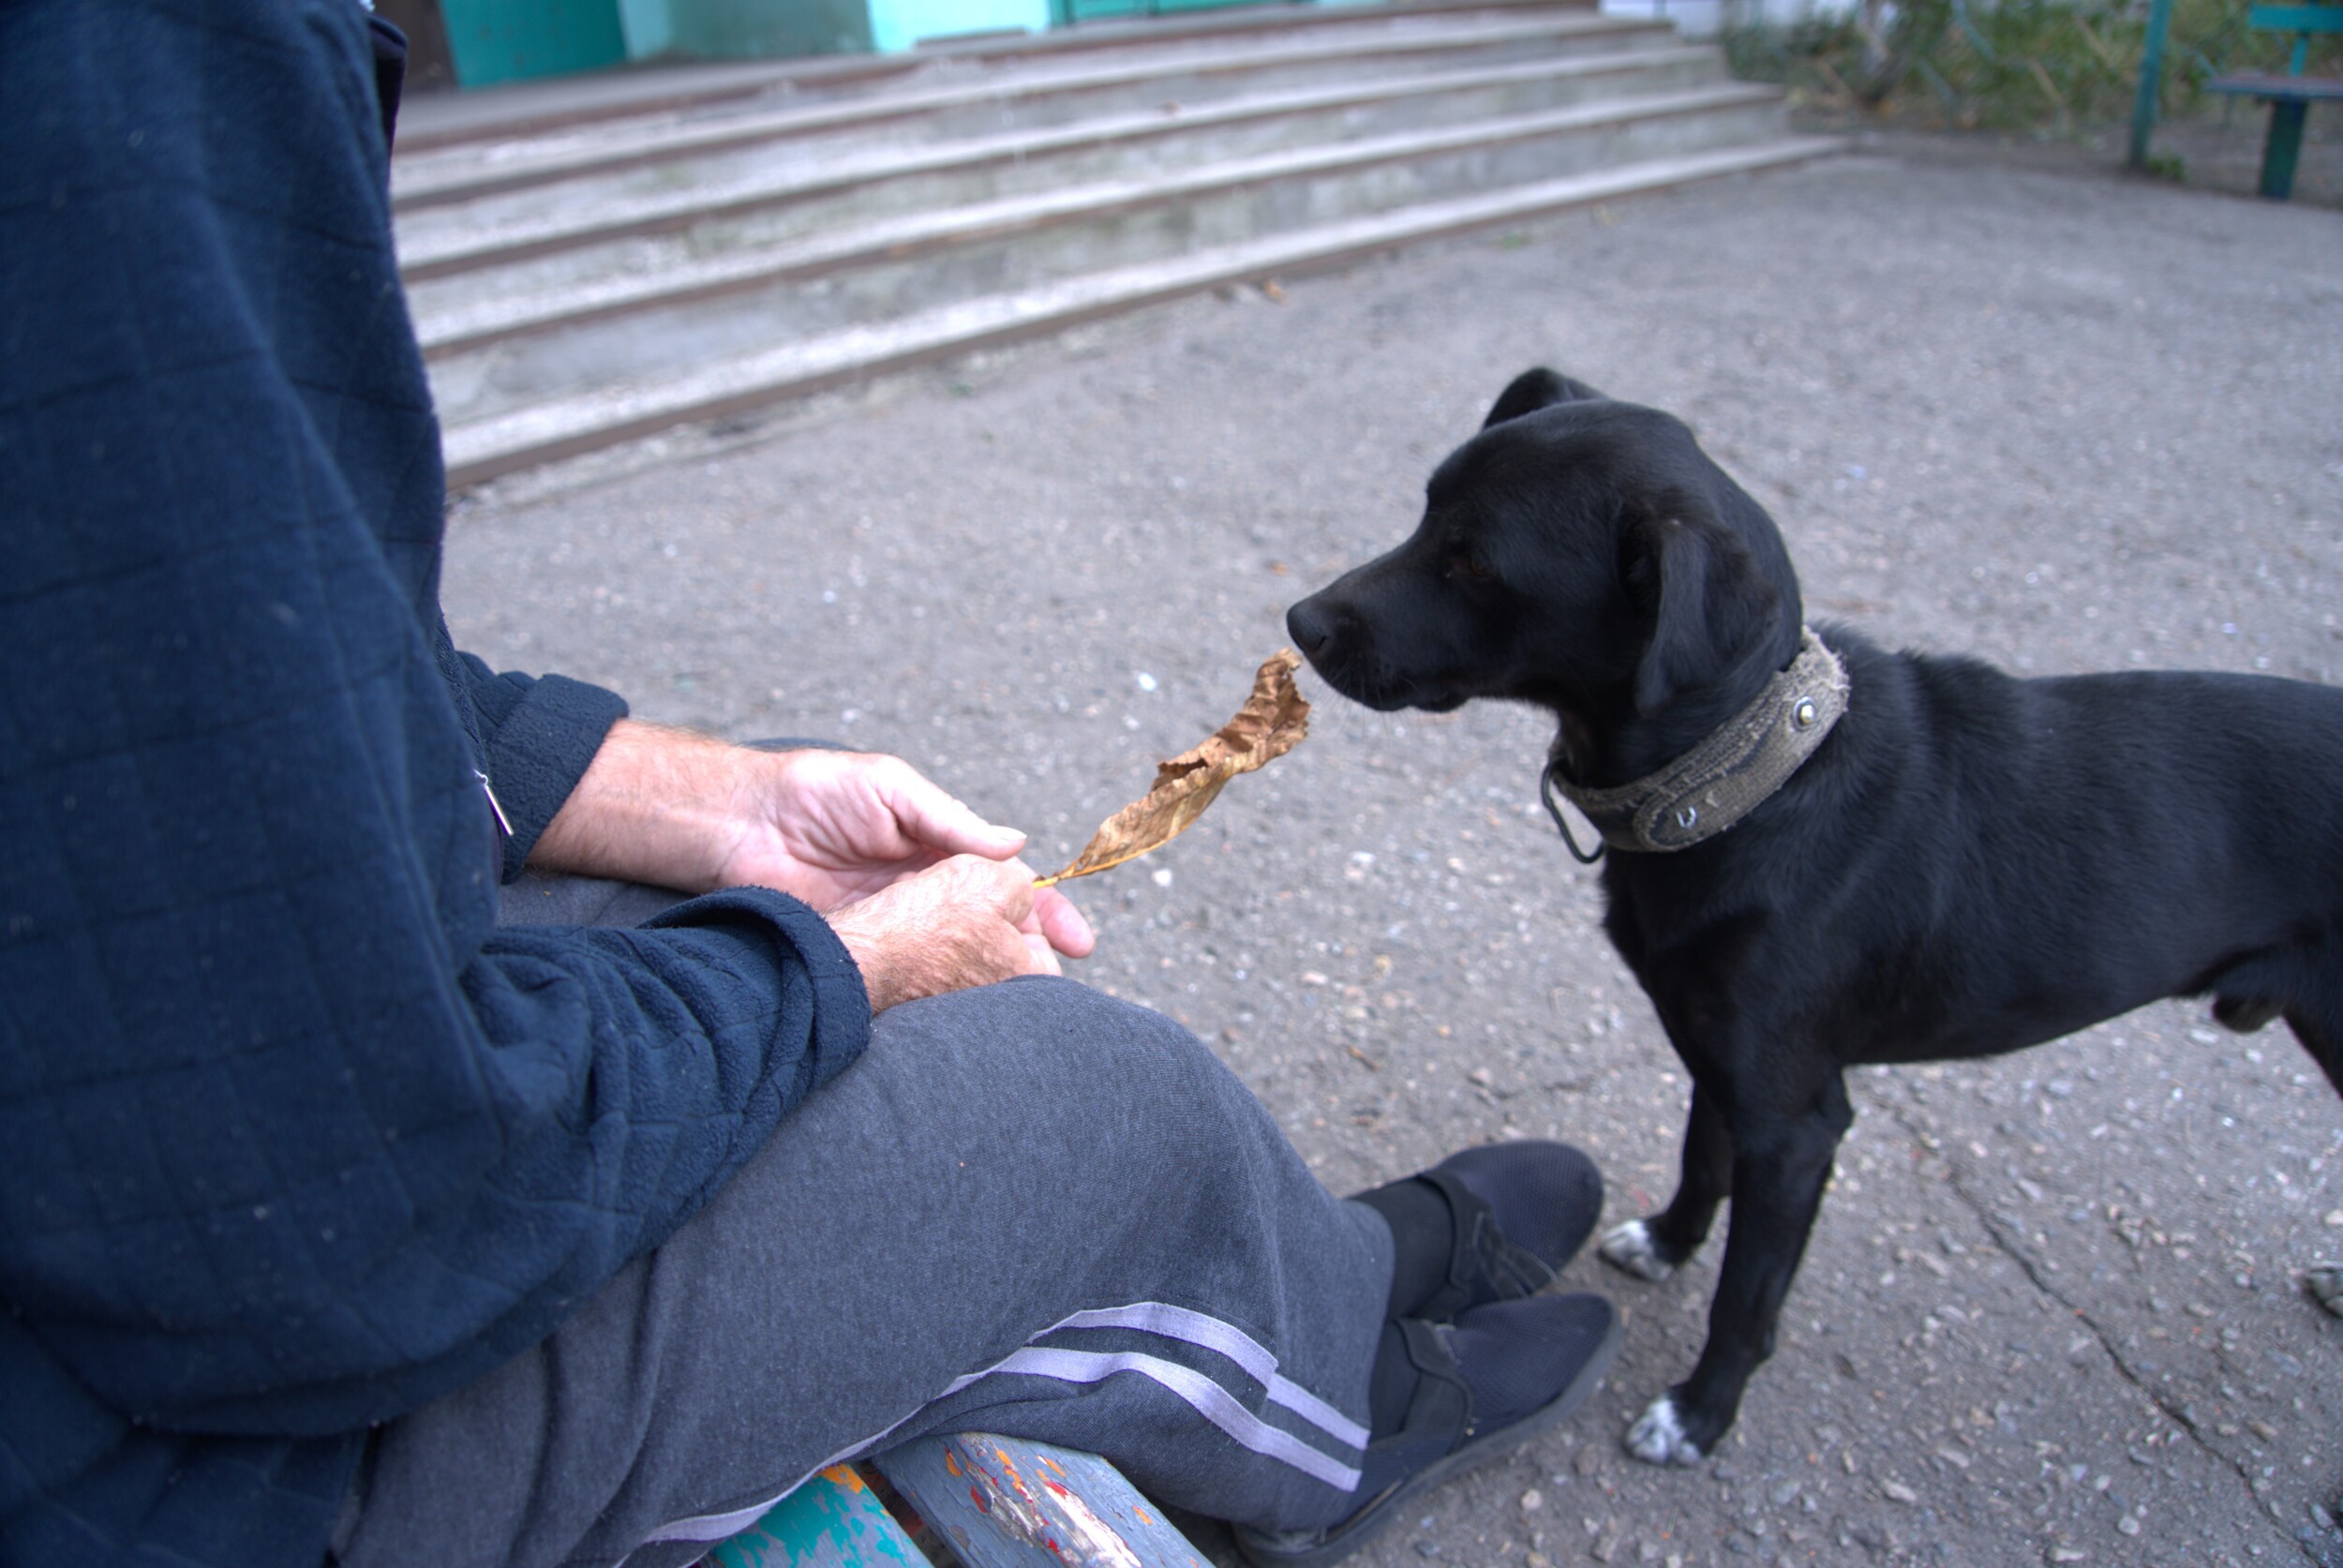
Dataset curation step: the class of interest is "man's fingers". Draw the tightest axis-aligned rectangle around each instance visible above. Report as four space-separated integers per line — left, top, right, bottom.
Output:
953 854 1038 921
1033 887 1096 961
882 761 1026 860
830 852 1075 1014
1007 872 1088 962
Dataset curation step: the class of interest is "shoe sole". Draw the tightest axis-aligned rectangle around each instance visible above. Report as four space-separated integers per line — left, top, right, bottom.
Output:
1233 1307 1625 1568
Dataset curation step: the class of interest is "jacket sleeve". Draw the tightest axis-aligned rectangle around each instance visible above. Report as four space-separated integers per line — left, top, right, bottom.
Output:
0 0 873 1441
448 640 631 881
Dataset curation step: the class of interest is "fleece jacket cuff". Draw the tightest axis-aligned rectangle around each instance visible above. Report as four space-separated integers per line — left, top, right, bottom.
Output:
482 674 631 882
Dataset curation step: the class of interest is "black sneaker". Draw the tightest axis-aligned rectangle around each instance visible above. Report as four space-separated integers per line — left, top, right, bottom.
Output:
1233 1293 1621 1568
1355 1141 1604 1321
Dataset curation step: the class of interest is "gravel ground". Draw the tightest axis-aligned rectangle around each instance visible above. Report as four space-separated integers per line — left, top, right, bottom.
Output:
441 139 2343 1568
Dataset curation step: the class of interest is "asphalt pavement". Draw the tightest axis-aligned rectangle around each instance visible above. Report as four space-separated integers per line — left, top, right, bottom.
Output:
441 130 2343 1568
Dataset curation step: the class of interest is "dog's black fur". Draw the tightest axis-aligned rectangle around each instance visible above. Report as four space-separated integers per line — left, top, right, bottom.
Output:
1288 369 2343 1464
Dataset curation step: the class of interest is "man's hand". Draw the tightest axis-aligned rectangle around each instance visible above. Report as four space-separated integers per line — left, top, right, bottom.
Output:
710 745 1028 909
534 721 1024 907
529 721 1095 1010
825 855 1092 1013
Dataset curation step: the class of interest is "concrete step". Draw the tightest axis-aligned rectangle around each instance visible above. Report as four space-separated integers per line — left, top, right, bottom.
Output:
397 45 1725 281
391 0 1598 155
402 2 1836 485
391 7 1663 208
414 82 1778 375
435 134 1839 486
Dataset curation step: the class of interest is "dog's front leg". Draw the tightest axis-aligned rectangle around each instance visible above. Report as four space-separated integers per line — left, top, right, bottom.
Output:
1626 1071 1853 1465
1599 1085 1731 1281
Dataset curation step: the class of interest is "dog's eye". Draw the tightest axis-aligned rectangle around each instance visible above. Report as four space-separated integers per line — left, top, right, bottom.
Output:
1443 544 1500 581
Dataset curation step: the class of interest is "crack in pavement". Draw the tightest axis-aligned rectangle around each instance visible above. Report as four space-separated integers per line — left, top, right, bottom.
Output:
1873 1098 2291 1546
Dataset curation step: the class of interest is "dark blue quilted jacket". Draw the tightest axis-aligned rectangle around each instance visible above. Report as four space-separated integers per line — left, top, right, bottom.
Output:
0 4 873 1563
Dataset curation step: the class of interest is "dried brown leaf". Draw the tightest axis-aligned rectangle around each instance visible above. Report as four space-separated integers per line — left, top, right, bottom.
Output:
1037 650 1309 887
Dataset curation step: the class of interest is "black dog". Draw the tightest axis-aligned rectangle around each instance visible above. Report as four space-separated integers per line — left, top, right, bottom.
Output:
1287 368 2343 1464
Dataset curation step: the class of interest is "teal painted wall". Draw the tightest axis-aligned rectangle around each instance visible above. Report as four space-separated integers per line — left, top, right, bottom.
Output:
869 0 1045 50
658 0 875 56
440 0 629 82
1052 0 1287 24
473 0 1318 76
618 0 677 54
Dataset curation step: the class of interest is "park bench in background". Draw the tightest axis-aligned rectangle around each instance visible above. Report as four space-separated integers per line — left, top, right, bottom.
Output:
701 1432 1209 1567
2205 2 2343 198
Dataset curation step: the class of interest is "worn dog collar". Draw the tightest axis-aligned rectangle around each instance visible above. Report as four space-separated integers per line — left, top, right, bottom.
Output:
1541 627 1850 859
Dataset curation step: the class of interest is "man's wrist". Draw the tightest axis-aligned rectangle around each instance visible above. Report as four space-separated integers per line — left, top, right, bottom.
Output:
528 719 757 891
826 918 903 1015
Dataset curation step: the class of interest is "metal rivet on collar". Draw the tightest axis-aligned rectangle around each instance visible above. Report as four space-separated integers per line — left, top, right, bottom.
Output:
1541 628 1846 857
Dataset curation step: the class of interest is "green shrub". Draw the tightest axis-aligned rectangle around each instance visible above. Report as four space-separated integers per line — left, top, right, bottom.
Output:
1723 0 2340 134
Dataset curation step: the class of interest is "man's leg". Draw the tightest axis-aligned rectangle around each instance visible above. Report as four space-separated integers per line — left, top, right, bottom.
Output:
331 975 1392 1568
495 864 684 929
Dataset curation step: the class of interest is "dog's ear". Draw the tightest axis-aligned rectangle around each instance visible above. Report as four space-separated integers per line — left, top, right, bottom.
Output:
1481 368 1604 430
1625 508 1776 717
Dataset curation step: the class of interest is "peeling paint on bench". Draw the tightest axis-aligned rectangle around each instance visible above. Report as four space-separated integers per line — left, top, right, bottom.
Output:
875 1433 1209 1568
704 1464 928 1567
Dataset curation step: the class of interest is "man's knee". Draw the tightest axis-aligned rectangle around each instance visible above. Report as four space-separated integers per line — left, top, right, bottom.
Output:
881 975 1218 1089
868 976 1262 1185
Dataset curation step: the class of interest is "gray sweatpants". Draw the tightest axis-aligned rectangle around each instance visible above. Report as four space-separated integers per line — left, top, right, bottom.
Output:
329 869 1393 1568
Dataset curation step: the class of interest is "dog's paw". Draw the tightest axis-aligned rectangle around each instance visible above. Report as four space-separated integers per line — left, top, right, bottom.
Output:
1625 1396 1706 1466
1598 1220 1677 1282
2307 1264 2343 1321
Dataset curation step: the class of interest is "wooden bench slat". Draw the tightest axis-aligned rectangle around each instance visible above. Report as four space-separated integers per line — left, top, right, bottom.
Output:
875 1433 1211 1568
705 1465 933 1567
2208 1 2341 198
2246 4 2343 32
2140 0 2335 192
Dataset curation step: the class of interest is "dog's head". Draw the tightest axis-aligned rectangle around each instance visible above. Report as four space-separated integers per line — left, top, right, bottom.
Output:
1287 369 1800 765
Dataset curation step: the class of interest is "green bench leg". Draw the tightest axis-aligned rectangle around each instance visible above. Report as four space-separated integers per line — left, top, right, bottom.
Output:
2260 97 2308 199
704 1464 931 1567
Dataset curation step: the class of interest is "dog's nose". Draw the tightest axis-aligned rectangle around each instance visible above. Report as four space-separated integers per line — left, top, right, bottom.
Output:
1286 598 1333 659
